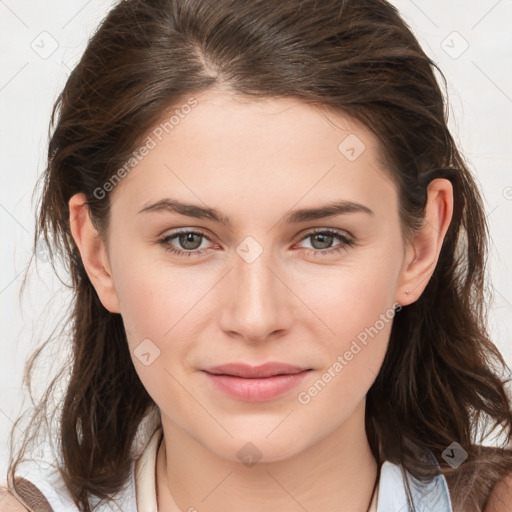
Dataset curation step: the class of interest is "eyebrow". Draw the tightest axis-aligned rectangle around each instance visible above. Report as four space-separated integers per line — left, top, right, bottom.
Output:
137 197 374 225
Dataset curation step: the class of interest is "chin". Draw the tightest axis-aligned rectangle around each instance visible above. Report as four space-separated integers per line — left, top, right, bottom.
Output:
205 427 315 465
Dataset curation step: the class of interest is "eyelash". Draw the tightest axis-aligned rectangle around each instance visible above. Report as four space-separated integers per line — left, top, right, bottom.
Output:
158 228 355 258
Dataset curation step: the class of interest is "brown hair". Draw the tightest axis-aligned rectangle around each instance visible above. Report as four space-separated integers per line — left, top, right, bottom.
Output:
6 0 512 510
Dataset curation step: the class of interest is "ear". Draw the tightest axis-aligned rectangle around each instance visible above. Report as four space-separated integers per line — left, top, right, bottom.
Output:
68 193 121 313
395 178 454 306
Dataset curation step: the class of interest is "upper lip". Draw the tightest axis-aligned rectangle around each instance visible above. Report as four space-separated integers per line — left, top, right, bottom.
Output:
203 362 310 379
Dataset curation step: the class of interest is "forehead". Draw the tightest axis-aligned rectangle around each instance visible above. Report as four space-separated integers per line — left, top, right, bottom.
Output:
108 88 397 224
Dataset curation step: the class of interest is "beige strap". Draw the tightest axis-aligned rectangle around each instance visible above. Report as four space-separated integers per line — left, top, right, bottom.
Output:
9 477 55 512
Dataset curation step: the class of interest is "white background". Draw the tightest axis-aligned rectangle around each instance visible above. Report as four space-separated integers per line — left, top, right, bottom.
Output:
1 0 511 480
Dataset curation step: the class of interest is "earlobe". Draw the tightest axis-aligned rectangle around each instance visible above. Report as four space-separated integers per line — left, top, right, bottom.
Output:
395 178 454 306
68 193 121 313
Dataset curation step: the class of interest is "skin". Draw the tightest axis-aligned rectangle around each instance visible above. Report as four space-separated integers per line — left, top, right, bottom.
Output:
66 86 455 512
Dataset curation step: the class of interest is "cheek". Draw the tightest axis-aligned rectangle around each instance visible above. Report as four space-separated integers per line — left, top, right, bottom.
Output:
297 251 400 340
109 242 218 391
292 246 401 393
109 231 208 339
111 261 205 415
294 262 399 411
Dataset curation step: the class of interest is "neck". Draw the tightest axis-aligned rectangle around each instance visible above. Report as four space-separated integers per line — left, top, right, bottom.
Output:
156 400 378 512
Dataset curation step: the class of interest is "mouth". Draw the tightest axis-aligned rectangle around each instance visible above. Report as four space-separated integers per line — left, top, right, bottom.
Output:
202 362 312 402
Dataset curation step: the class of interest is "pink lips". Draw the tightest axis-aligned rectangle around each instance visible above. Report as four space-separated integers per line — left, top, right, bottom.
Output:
202 362 311 402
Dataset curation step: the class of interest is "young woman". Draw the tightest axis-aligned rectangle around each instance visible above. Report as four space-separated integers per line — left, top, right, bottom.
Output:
2 0 512 511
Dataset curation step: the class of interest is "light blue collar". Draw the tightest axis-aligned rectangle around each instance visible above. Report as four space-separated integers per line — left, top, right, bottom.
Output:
377 458 453 511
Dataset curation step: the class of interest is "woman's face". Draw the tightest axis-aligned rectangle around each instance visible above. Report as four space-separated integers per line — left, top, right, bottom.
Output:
101 88 410 462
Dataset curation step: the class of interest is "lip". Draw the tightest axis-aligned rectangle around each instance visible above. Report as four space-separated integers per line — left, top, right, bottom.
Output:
204 362 308 378
202 362 312 402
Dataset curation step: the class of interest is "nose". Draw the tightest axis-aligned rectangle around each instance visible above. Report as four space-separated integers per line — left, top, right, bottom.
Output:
218 239 295 344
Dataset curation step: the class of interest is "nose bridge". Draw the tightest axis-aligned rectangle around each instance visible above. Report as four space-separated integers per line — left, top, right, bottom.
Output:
220 235 292 341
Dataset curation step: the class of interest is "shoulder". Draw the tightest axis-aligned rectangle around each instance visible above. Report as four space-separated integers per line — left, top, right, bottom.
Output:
485 470 512 512
0 486 29 511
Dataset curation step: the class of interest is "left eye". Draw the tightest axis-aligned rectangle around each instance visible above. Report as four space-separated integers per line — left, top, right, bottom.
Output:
295 229 355 255
158 228 354 258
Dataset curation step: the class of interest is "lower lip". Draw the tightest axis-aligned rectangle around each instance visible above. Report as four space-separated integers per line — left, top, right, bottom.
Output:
203 370 311 402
